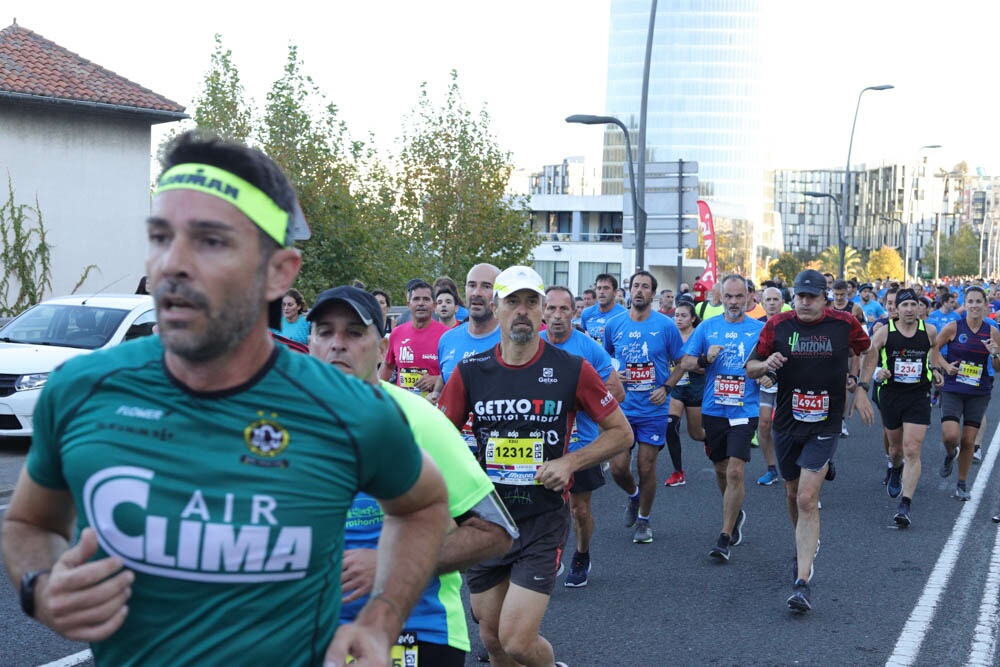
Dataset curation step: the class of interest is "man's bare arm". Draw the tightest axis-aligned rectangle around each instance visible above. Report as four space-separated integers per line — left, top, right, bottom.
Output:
604 367 626 403
859 325 887 383
326 451 450 664
437 518 512 574
2 469 134 641
536 407 633 492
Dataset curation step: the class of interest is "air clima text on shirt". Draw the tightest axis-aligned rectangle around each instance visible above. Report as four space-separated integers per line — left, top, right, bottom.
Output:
82 466 312 583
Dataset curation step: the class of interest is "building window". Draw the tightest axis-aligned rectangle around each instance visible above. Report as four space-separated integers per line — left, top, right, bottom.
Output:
534 261 569 289
579 262 621 296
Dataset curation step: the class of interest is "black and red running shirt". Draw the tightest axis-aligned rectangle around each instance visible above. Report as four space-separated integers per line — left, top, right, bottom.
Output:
752 308 870 435
438 340 617 521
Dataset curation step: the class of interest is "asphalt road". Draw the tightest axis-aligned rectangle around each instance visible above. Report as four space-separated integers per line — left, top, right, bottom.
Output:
2 399 1000 667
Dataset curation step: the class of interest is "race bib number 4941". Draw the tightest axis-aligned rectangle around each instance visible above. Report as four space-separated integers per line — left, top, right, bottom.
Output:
791 389 829 423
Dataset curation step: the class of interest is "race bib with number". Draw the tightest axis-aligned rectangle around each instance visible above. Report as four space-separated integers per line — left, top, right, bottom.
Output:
713 374 746 406
625 362 656 391
347 632 418 666
398 368 429 395
893 358 922 384
484 430 544 485
791 389 829 422
957 361 984 387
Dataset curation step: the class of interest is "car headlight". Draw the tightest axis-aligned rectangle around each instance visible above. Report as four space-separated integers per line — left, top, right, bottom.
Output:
15 373 49 391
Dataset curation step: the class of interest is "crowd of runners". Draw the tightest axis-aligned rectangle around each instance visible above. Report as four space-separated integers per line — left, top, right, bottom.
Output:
5 130 1000 666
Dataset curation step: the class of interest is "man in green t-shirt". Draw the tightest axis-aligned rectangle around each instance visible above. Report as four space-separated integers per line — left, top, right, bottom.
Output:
2 131 450 666
307 285 517 666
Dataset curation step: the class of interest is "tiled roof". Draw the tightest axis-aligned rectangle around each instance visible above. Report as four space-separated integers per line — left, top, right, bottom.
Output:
0 22 185 115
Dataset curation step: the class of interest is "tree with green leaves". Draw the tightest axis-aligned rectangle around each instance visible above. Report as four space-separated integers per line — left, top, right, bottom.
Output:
865 246 904 282
817 245 864 280
180 43 538 303
396 71 538 281
769 252 802 283
923 224 980 277
193 34 255 144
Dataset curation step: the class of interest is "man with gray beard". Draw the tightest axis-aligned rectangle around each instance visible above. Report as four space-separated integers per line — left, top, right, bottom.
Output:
439 265 632 667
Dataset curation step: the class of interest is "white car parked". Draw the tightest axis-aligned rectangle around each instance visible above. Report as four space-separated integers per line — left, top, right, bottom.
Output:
0 294 156 438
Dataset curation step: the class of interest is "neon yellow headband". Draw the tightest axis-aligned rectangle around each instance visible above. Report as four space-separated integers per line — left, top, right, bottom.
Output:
155 163 291 246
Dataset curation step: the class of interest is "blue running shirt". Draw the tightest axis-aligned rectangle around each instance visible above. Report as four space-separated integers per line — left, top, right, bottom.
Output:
542 328 614 451
683 315 763 419
603 311 683 420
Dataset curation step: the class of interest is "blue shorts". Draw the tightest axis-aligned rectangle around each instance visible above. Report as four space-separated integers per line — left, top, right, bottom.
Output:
628 415 669 447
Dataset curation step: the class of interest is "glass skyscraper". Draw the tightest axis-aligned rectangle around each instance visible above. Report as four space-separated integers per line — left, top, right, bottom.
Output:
603 0 766 273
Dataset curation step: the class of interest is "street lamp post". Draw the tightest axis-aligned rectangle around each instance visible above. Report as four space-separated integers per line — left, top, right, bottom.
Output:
841 84 894 281
804 191 843 275
566 114 647 270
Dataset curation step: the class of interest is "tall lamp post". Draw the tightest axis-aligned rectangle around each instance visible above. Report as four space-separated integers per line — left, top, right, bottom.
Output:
566 114 647 270
841 84 894 281
804 191 844 277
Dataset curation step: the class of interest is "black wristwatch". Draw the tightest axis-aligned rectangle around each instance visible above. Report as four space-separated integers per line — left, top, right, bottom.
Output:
857 381 871 392
20 569 50 618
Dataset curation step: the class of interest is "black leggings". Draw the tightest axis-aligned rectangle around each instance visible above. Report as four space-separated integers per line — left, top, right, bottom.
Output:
666 414 682 470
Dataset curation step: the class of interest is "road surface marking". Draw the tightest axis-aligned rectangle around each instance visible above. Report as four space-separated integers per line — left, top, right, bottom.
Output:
886 424 999 667
37 650 92 667
966 520 1000 666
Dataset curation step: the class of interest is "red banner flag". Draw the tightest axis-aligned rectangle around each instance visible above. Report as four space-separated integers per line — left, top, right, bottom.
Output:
697 200 717 289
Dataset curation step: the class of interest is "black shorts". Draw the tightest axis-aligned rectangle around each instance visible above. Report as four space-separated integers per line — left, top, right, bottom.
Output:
570 464 605 494
702 414 757 463
878 386 931 430
773 429 839 482
466 506 570 596
670 377 705 407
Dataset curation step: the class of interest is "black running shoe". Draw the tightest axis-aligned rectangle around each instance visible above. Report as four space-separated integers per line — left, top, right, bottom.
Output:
787 579 812 612
893 504 911 528
887 464 903 499
730 509 747 547
825 459 836 481
940 450 957 478
709 532 731 562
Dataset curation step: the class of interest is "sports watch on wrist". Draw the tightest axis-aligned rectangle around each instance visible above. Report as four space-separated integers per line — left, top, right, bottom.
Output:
20 569 50 618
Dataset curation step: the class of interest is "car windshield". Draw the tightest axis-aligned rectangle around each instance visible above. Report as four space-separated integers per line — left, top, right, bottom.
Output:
0 304 130 350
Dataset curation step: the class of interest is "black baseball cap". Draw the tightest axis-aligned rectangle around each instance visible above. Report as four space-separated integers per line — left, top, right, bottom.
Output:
859 282 874 292
793 269 826 296
307 286 386 336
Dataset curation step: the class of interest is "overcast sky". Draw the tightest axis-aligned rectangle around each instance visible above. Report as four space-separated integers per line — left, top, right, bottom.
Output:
7 0 1000 181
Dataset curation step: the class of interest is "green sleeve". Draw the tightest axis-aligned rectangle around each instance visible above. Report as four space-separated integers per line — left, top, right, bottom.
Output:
25 364 72 490
355 383 424 501
383 382 494 518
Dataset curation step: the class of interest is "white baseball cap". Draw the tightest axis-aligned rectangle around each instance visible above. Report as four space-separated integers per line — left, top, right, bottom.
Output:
494 266 546 299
